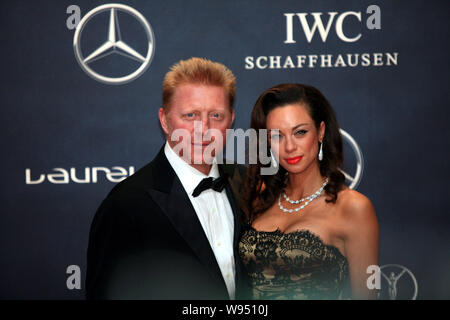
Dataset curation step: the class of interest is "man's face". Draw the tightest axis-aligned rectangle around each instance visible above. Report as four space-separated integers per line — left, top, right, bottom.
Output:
159 83 235 167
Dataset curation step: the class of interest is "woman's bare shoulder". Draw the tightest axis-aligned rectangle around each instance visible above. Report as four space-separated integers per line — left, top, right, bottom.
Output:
335 188 376 223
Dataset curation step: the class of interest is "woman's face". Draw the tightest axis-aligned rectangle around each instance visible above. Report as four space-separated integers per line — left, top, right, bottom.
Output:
266 103 325 174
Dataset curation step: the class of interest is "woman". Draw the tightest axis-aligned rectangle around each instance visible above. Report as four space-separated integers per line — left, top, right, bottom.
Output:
239 84 379 300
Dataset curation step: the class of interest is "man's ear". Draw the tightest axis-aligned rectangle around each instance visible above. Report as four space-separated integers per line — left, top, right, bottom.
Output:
231 109 235 125
319 121 326 142
159 107 169 135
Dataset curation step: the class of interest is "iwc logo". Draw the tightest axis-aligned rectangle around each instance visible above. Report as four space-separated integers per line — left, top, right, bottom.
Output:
379 264 418 300
340 129 364 189
73 3 155 84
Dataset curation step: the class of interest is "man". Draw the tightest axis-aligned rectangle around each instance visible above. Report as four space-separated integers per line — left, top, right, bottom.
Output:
85 57 247 299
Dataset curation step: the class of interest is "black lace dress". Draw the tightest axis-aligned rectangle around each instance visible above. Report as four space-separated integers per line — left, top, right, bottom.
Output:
239 226 349 300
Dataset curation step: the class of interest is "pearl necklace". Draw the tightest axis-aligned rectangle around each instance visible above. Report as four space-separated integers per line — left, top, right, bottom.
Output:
278 178 329 213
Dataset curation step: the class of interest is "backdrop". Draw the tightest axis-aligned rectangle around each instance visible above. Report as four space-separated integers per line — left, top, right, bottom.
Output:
1 0 449 299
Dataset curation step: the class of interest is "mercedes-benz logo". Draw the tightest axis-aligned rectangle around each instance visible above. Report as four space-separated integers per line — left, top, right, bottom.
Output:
340 129 364 190
380 264 418 300
73 3 155 85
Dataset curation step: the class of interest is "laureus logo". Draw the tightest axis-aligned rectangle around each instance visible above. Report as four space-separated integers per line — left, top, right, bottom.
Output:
73 3 155 85
379 264 418 300
25 166 135 184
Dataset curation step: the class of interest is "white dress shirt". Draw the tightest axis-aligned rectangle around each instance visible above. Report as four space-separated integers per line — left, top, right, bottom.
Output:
164 141 236 299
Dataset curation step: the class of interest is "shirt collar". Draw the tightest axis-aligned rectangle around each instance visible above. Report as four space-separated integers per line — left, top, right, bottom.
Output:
164 141 220 194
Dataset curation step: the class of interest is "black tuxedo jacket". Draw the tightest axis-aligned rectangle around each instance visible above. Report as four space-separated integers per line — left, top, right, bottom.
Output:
85 146 249 299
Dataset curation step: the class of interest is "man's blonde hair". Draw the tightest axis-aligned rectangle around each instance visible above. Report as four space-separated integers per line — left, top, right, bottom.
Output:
162 57 236 110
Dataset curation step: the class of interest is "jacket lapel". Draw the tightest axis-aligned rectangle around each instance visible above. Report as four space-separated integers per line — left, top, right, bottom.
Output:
219 164 243 249
146 147 225 286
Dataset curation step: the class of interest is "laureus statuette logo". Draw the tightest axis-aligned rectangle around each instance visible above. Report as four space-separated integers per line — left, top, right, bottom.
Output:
380 264 418 300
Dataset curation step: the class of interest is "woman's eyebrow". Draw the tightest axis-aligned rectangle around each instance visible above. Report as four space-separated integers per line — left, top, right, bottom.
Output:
292 123 308 131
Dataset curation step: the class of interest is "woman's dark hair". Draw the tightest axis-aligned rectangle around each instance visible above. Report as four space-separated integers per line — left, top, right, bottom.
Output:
242 83 345 224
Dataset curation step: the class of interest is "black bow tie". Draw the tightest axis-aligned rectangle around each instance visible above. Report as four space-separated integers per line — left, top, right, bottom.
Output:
192 174 228 197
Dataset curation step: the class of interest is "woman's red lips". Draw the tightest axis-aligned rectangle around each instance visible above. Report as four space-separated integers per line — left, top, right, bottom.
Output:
285 156 303 164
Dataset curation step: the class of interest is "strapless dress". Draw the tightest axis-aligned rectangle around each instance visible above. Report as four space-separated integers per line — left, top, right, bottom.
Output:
238 226 350 300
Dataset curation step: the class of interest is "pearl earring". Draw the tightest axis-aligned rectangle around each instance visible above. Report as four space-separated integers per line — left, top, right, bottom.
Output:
318 141 323 161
